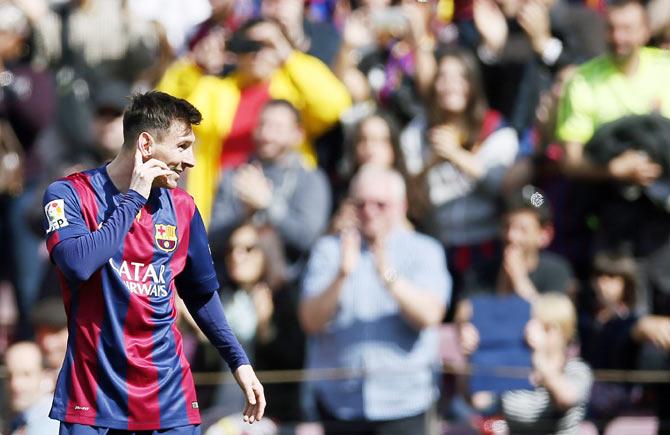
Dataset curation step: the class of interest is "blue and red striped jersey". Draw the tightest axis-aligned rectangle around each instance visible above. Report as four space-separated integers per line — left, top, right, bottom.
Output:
43 165 221 430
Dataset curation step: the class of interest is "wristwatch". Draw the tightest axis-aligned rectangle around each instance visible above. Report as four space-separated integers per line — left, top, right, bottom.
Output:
382 267 399 286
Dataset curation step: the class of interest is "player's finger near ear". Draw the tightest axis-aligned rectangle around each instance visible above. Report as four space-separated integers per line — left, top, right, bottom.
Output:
144 158 170 170
135 147 144 167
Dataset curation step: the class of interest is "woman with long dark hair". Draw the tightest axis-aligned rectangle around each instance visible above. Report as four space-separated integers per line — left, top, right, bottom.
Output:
400 47 519 316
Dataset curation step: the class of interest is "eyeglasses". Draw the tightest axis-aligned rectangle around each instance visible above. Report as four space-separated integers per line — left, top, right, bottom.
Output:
353 199 389 211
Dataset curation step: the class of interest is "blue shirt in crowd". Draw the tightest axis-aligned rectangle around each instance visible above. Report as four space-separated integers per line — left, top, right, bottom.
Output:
301 228 451 421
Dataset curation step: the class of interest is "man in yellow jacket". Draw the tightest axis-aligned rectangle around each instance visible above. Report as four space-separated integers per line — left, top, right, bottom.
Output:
159 18 351 224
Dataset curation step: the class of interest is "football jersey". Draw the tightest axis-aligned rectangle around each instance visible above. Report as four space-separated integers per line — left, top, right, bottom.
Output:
43 165 220 430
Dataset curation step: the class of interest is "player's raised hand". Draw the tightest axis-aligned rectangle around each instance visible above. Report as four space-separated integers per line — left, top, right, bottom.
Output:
234 364 266 424
130 148 173 199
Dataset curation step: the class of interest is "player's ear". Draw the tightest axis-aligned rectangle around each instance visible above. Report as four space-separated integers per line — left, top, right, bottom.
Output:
137 132 154 158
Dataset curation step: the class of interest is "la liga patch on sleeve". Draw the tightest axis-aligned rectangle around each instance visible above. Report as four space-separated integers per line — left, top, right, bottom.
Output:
45 199 69 233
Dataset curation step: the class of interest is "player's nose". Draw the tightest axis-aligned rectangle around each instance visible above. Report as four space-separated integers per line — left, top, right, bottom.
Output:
182 146 195 168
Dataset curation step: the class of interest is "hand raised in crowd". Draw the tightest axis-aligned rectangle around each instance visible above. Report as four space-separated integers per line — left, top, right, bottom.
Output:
525 318 562 385
233 364 266 424
130 148 174 199
233 164 273 211
371 237 393 285
330 199 359 234
607 149 662 186
503 245 529 283
246 21 294 63
251 283 275 325
455 300 480 355
268 0 308 50
632 315 670 350
251 283 275 342
429 126 462 161
473 0 508 54
402 2 430 47
342 9 375 49
458 321 481 356
339 227 361 277
517 0 552 54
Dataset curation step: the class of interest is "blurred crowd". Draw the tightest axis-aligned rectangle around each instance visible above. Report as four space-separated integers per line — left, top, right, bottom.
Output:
3 0 670 433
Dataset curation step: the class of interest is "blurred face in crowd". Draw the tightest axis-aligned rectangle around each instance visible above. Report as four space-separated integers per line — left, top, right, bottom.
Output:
226 225 264 287
5 343 46 413
435 56 470 116
147 121 196 189
192 27 227 75
355 116 395 168
237 23 283 81
351 169 406 240
594 273 626 307
254 104 303 161
606 2 650 62
35 325 68 371
502 210 550 255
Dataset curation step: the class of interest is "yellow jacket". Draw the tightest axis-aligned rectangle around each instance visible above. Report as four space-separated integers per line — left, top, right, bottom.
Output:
156 58 205 101
183 50 351 225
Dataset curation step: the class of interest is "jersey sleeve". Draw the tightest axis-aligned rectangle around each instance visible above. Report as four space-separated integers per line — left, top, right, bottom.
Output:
45 182 147 282
175 207 220 297
43 180 90 254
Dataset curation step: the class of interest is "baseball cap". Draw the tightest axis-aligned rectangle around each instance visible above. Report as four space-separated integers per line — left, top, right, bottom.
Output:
227 18 266 54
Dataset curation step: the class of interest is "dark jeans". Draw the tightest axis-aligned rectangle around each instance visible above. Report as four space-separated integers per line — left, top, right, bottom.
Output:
317 399 428 435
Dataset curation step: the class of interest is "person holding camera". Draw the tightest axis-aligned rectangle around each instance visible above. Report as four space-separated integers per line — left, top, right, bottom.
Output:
333 0 437 125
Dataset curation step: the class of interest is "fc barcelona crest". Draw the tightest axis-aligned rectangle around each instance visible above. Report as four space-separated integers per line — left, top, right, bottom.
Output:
155 224 178 252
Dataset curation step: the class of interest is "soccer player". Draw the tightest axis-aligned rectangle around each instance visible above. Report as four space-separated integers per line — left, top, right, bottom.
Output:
42 91 265 434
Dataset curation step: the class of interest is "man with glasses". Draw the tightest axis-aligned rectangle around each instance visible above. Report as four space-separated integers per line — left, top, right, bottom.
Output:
299 164 451 435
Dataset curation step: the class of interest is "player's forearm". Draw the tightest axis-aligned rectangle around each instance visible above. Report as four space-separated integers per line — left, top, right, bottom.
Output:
52 190 146 281
183 290 250 371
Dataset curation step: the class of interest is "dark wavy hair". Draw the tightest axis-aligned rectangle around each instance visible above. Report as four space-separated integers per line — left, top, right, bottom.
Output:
220 223 287 291
122 91 202 147
592 251 640 309
428 47 489 151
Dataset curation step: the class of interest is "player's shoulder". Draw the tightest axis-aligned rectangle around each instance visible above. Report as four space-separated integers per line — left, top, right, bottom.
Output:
44 167 100 198
168 186 194 202
167 187 196 211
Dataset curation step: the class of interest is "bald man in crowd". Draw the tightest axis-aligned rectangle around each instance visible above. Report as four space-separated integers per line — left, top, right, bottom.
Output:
300 165 451 434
